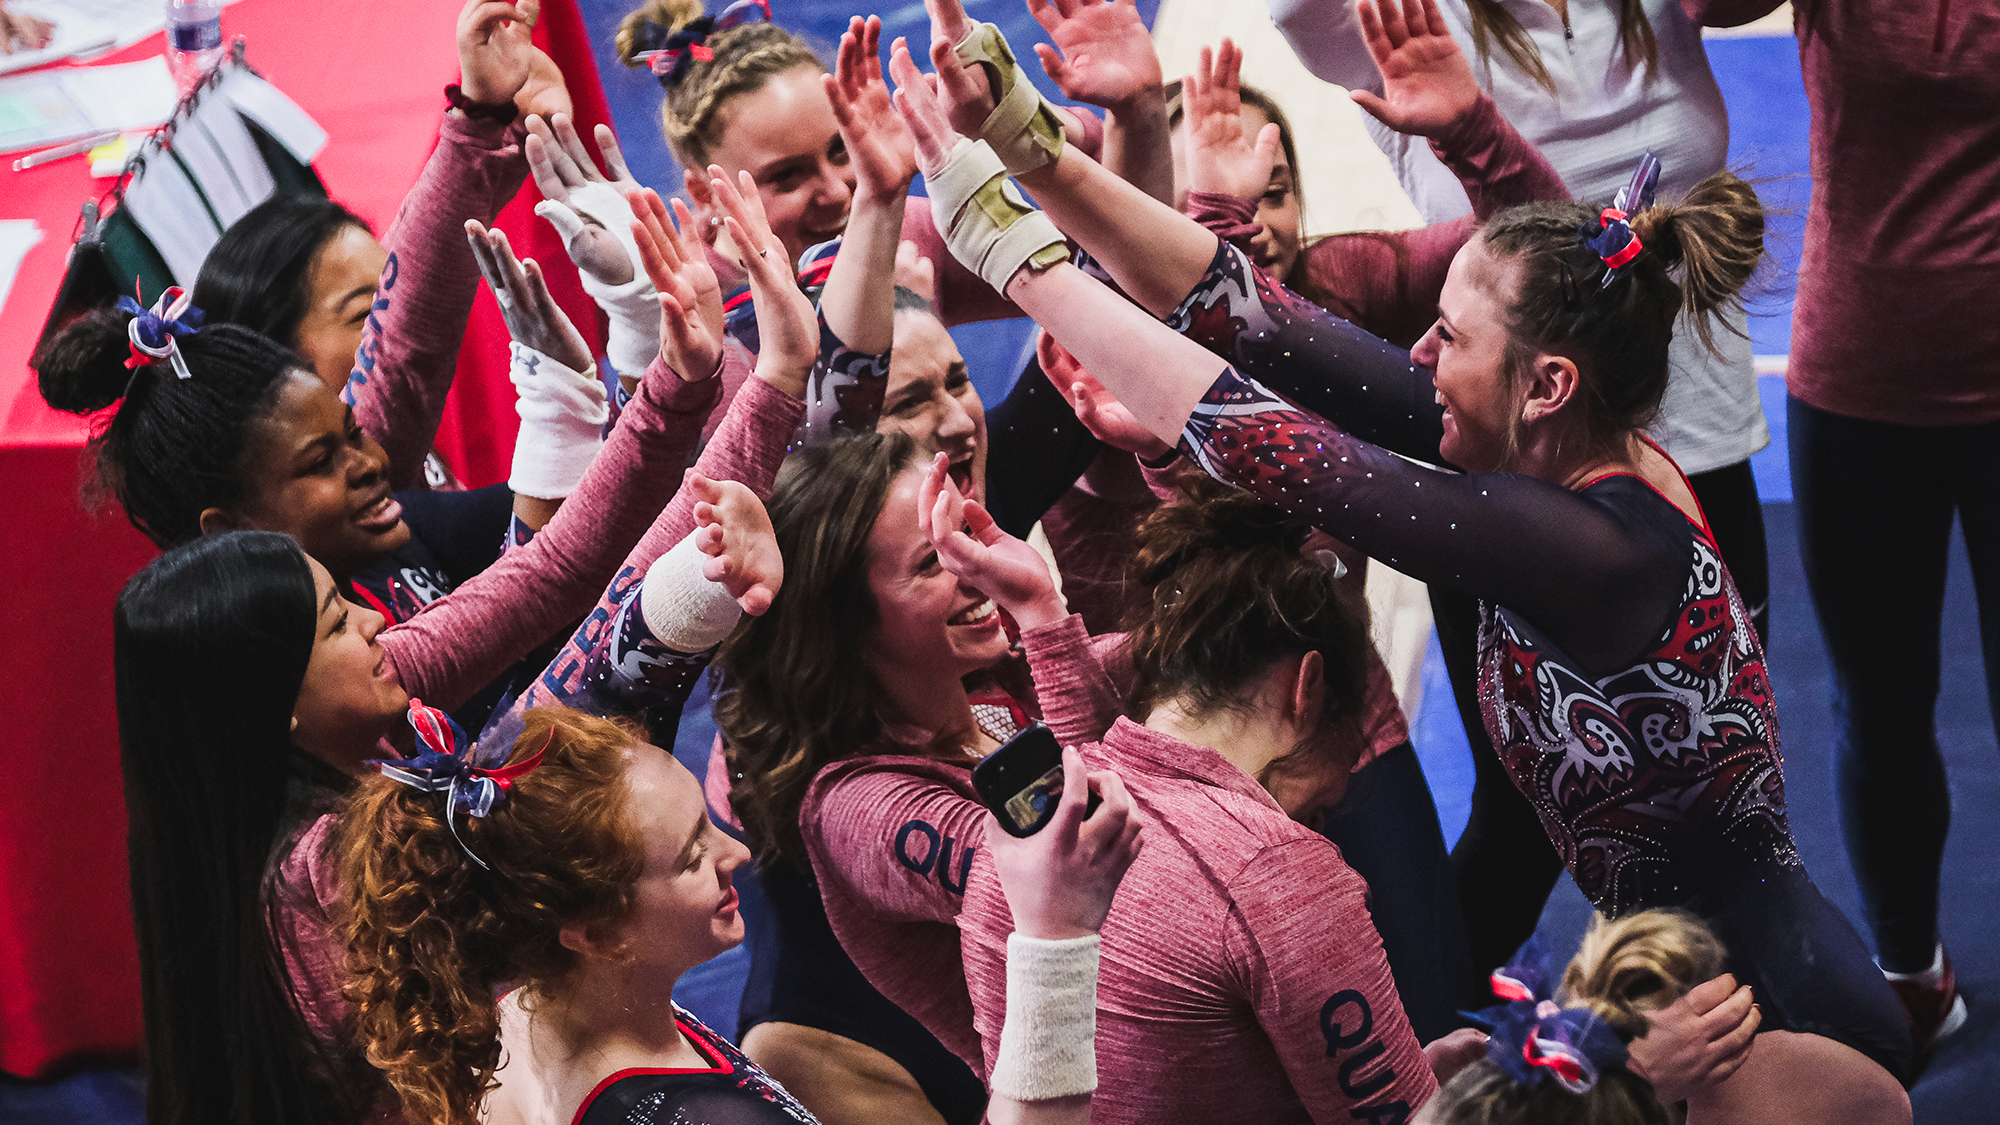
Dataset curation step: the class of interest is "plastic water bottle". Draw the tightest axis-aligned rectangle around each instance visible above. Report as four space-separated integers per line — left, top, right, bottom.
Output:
165 0 225 89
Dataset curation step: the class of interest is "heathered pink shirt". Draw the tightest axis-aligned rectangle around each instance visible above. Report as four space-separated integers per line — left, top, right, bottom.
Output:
803 617 1436 1125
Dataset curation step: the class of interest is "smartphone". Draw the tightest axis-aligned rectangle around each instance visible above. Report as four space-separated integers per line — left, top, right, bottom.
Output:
972 724 1100 838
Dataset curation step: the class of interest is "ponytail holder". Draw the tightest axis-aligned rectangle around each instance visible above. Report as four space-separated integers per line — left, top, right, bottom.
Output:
1580 150 1662 288
632 0 772 87
116 286 204 380
367 699 551 870
1467 966 1630 1095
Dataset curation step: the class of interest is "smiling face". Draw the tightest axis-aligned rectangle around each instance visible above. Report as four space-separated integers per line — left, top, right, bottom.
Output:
863 467 1011 687
291 223 388 394
290 556 408 773
701 64 854 266
207 369 410 578
875 310 988 505
612 745 752 975
1171 103 1303 282
1411 239 1523 472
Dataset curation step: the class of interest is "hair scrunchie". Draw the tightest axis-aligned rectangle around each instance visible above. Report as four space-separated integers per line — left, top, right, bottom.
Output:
1579 150 1662 288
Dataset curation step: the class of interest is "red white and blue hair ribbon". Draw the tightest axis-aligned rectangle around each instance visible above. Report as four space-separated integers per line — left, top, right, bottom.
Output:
368 699 549 869
1469 967 1630 1095
116 286 204 380
1581 150 1663 288
632 0 772 87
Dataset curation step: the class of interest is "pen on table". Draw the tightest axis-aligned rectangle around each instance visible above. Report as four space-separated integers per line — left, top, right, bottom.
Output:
12 130 122 172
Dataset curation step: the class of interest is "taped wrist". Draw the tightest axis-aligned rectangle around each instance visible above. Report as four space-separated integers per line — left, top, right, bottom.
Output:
640 530 743 652
536 183 660 379
926 138 1069 295
955 21 1067 176
509 342 608 500
988 933 1100 1102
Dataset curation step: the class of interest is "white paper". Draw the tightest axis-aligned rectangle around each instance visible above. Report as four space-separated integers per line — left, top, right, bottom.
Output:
173 87 272 226
0 0 250 77
121 145 223 283
0 56 176 152
217 66 323 162
0 220 44 312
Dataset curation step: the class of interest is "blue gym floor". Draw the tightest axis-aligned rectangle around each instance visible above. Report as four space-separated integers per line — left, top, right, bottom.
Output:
9 11 1993 1123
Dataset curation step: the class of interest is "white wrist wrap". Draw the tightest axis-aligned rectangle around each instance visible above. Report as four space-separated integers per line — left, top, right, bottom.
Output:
989 932 1100 1101
640 530 743 653
535 183 660 379
509 342 608 500
926 138 1069 295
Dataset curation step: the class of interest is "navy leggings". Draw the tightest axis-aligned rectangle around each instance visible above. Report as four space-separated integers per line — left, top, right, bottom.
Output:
1789 396 2000 972
1318 742 1482 1041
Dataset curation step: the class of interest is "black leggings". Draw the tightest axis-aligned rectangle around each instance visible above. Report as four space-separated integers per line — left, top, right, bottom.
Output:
1441 457 1772 985
1790 396 2000 972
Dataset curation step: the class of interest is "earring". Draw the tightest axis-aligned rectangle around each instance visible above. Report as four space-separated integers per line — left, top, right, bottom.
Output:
290 716 299 732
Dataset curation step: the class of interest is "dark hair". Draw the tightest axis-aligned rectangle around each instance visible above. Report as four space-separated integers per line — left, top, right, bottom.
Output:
1162 79 1376 318
714 432 921 869
1123 473 1373 782
115 530 376 1125
1478 172 1765 462
1464 0 1655 95
192 195 371 347
339 708 645 1125
616 0 824 170
35 308 304 548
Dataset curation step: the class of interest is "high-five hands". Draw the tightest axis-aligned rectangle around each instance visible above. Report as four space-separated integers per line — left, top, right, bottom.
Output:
464 219 594 373
529 114 644 287
826 16 919 202
706 166 817 398
1349 0 1482 137
1027 0 1162 114
1179 40 1283 201
689 473 784 616
629 188 726 383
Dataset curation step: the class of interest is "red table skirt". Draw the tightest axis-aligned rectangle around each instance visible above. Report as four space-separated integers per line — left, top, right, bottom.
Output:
0 0 612 1078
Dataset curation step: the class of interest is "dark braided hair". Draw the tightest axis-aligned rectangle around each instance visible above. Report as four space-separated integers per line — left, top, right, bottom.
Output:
35 307 306 548
1477 171 1764 463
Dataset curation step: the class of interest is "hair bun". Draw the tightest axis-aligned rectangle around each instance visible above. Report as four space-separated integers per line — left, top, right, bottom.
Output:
35 306 145 415
616 0 706 66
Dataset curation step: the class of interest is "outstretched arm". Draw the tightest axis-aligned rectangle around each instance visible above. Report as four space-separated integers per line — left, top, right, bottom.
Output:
347 0 553 488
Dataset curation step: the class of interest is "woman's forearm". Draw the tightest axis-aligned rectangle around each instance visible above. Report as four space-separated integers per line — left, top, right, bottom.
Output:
819 188 908 356
1004 262 1223 444
1017 145 1222 318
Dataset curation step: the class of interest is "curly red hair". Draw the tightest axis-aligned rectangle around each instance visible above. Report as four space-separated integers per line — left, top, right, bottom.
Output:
335 708 645 1125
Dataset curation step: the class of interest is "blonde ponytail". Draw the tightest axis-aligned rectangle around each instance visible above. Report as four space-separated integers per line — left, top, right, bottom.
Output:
1558 910 1726 1040
1628 171 1765 350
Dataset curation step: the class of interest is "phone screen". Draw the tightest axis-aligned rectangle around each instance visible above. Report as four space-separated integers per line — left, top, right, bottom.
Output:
1001 763 1067 834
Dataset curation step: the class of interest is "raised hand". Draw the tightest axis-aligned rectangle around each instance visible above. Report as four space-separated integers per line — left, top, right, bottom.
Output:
918 452 1066 627
464 219 593 372
1181 40 1283 201
629 188 725 382
1348 0 1481 137
825 16 918 202
690 474 783 616
529 114 642 286
515 42 573 122
985 747 1143 940
920 0 1000 139
709 166 817 396
456 0 538 109
888 36 966 177
1028 0 1162 113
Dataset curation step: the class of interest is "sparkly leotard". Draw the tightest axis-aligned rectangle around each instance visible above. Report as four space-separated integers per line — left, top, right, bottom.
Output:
1163 240 1914 1081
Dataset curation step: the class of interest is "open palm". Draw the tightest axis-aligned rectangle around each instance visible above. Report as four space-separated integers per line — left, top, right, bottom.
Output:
1349 0 1480 137
1029 0 1162 111
827 16 918 201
